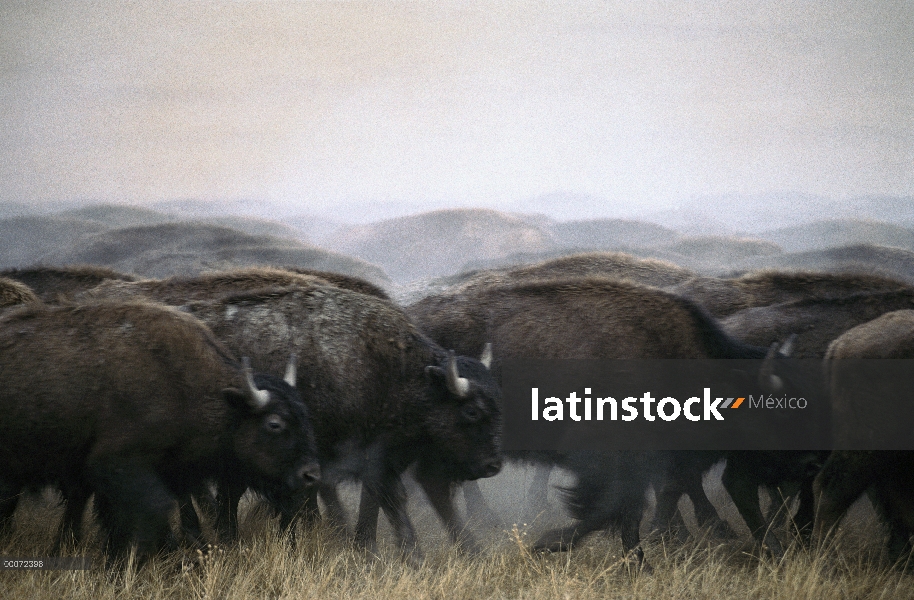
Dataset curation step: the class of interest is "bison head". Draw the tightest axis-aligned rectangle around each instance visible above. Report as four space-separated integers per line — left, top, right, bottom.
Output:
225 356 320 492
423 347 503 481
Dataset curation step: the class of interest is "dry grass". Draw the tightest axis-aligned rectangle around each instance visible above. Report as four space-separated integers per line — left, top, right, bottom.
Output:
2 489 912 600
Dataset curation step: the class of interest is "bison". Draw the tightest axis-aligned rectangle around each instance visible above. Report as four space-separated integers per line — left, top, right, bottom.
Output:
721 289 914 359
814 310 914 565
0 264 136 303
406 277 813 564
0 277 38 309
0 300 319 563
672 270 911 318
76 267 333 304
177 283 503 560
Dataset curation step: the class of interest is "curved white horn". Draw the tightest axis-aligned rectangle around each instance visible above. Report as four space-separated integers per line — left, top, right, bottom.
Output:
779 334 797 358
284 353 297 388
758 342 780 391
480 343 493 369
242 356 271 408
446 350 471 398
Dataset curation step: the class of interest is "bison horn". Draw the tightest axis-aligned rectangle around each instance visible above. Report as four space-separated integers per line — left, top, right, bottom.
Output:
242 356 271 409
284 353 297 388
778 334 797 358
758 342 783 392
446 350 471 398
480 343 493 369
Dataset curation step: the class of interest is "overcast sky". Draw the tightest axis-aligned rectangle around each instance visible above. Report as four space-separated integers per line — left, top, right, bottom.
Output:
2 1 912 221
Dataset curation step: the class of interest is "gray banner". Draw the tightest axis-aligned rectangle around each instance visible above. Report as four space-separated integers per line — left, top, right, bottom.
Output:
501 359 914 451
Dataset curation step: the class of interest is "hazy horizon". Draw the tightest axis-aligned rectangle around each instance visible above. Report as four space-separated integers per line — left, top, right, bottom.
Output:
3 1 912 222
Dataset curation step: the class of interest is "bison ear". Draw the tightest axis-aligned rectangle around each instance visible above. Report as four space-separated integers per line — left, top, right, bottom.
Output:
222 387 251 411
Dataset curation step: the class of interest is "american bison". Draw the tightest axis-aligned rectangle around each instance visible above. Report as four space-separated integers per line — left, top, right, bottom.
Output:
0 301 319 563
406 277 810 564
673 270 911 318
0 265 136 303
814 310 914 565
179 283 503 560
0 277 38 309
722 289 914 358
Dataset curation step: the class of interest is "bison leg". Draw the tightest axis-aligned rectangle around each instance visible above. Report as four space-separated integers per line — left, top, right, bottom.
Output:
526 465 552 521
415 472 481 555
88 460 176 563
213 479 247 543
318 483 347 530
356 471 421 562
354 484 381 554
722 464 784 557
463 481 503 526
652 482 689 541
178 494 205 549
54 483 92 553
0 480 21 537
813 451 874 544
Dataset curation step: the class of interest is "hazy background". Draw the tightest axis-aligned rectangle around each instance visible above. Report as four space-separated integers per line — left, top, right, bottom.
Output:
2 1 911 225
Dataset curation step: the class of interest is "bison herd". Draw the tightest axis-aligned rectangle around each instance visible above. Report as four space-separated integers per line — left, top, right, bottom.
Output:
1 255 913 572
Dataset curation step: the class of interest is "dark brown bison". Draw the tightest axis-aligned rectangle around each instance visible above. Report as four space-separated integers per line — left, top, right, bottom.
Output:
281 266 391 300
0 265 136 303
672 270 911 318
0 301 319 563
76 267 331 304
722 289 914 358
0 277 38 309
814 310 914 565
406 277 810 564
179 283 503 560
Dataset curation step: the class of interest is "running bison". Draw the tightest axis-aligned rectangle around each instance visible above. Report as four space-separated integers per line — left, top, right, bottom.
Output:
0 277 38 309
406 277 815 565
814 309 914 566
0 301 319 563
672 270 911 318
0 264 136 303
722 288 914 358
180 283 503 560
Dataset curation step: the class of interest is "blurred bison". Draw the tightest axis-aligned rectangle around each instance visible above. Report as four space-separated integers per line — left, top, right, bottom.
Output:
76 267 332 304
0 265 136 303
0 277 38 309
814 310 914 565
407 277 812 563
0 301 318 563
181 283 503 559
673 271 911 318
722 289 914 358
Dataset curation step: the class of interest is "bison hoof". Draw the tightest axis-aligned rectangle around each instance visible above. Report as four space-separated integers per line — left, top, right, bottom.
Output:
531 531 575 553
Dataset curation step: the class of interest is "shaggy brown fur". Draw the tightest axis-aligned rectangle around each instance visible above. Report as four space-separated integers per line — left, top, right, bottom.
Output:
447 252 695 295
182 282 502 558
77 267 331 304
406 277 820 564
722 288 914 358
673 270 912 317
815 310 914 564
281 266 390 300
407 277 766 360
0 277 38 308
0 265 136 303
0 300 316 562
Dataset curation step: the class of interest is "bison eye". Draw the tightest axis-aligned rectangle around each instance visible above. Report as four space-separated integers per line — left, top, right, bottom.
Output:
265 415 287 433
461 405 481 422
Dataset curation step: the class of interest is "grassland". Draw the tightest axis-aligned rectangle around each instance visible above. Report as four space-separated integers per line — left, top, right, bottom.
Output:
2 482 912 600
